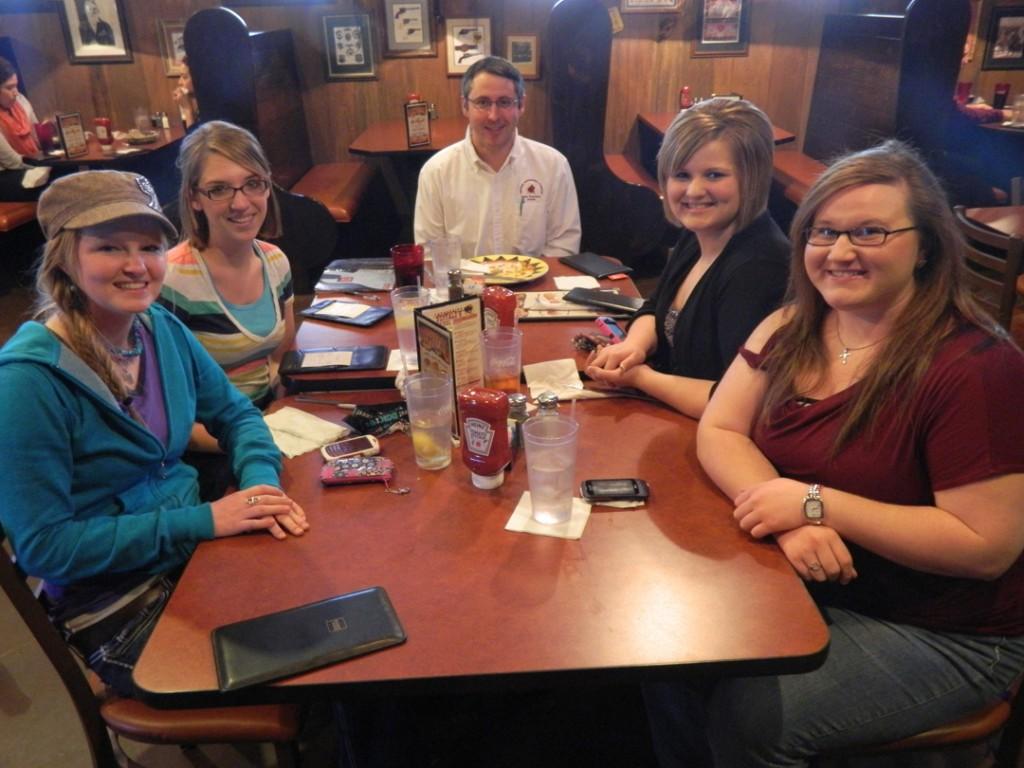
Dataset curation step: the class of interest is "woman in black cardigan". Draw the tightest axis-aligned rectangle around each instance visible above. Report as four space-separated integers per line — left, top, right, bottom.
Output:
586 98 789 417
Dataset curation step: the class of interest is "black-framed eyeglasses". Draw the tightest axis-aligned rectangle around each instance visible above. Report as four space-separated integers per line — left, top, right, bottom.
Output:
804 225 917 247
194 178 271 203
465 97 519 112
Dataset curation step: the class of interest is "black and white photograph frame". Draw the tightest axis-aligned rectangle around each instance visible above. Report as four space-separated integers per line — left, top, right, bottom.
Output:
506 34 540 80
693 0 750 58
157 20 186 77
383 0 435 58
58 0 132 64
445 18 491 76
322 14 377 80
982 6 1024 70
621 0 682 13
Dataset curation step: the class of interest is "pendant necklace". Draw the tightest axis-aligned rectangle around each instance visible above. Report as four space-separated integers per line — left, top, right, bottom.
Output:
102 316 144 392
835 320 882 365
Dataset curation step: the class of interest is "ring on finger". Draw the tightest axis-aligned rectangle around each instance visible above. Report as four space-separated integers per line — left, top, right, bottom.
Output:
808 562 823 572
246 495 260 506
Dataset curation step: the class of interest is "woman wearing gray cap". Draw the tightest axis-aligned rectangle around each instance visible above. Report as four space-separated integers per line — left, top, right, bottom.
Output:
0 170 308 697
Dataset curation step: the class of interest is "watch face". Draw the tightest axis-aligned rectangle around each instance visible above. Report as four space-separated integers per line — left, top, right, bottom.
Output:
804 499 824 519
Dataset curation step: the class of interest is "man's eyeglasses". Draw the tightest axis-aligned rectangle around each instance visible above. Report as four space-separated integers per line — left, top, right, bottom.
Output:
804 225 917 247
194 178 271 202
466 97 520 112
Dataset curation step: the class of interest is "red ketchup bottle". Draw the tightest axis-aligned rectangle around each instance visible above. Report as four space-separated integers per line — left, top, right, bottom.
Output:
482 285 517 329
94 117 113 149
679 86 693 110
458 386 510 489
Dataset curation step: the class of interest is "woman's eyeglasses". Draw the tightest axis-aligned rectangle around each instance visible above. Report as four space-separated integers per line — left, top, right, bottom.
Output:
805 225 916 247
465 97 520 112
195 178 271 202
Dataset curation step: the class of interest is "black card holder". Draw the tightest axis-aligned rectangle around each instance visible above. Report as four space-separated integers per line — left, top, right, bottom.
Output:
558 252 633 279
280 346 388 374
300 300 393 327
563 287 644 313
212 586 406 692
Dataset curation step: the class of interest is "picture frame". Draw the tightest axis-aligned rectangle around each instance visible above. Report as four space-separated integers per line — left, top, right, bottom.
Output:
57 0 132 64
383 0 435 58
445 18 491 77
621 0 682 13
157 20 186 77
982 6 1024 70
56 112 89 158
506 34 540 80
322 14 377 80
693 0 750 58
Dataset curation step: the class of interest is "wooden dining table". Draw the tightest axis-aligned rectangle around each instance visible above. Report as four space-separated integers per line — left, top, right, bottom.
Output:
29 126 185 170
132 271 830 709
965 205 1024 239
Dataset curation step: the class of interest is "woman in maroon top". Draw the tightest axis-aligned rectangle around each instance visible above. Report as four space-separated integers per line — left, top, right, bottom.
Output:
646 140 1024 766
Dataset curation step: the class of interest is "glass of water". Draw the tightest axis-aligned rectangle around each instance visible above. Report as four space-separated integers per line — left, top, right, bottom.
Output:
523 413 579 525
404 373 453 470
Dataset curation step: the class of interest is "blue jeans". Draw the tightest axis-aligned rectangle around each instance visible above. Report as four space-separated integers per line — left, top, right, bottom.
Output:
644 607 1024 768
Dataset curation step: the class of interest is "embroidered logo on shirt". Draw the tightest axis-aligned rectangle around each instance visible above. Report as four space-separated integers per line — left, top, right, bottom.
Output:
519 179 543 201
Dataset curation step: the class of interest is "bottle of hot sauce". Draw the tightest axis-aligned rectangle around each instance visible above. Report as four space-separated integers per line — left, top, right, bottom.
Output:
482 285 517 329
459 386 511 489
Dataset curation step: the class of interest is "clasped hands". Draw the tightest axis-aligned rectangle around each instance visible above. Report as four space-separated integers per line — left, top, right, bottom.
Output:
734 478 857 584
211 484 309 541
585 341 649 388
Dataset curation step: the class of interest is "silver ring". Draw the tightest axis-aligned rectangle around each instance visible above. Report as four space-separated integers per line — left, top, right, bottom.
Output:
246 495 259 506
808 562 822 572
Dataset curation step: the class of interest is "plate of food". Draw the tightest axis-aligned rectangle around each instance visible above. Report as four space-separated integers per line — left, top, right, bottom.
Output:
467 254 549 285
124 129 159 145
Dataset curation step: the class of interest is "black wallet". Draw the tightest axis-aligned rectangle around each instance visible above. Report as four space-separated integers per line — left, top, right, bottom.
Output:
212 586 406 692
280 345 388 374
563 287 643 313
558 252 633 279
300 300 393 327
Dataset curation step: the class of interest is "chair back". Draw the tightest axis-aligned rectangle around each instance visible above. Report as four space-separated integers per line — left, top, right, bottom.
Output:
954 205 1024 331
0 530 119 768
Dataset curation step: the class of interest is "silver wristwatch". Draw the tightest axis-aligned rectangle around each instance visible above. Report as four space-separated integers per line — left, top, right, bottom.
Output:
802 483 824 525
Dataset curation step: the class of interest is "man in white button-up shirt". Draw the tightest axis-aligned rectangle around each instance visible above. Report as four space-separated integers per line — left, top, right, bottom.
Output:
414 56 581 259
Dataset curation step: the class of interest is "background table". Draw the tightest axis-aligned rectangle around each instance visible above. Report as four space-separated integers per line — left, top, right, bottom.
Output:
30 127 185 170
134 390 829 707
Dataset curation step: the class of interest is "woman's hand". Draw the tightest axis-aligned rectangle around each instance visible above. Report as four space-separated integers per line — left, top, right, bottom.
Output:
211 484 310 540
733 477 809 538
775 526 857 584
585 342 647 386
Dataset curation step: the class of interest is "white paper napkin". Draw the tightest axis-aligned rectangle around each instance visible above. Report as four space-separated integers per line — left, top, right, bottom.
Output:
553 275 600 290
505 492 592 539
387 349 418 372
522 359 609 401
263 406 349 458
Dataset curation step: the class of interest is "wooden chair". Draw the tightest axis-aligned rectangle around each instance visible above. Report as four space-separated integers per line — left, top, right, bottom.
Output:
0 532 303 768
953 205 1024 333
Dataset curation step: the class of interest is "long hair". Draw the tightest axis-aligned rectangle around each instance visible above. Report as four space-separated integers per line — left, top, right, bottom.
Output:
0 57 16 85
176 120 282 248
761 139 999 450
33 230 168 403
655 98 774 232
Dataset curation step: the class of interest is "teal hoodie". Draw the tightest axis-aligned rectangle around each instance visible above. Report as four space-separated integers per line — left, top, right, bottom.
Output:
0 304 281 585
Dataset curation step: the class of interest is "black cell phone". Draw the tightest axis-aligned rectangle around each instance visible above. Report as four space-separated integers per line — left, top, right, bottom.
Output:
580 478 650 502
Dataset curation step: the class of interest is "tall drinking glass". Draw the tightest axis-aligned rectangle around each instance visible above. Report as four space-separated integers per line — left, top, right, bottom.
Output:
523 413 579 525
481 327 523 394
390 243 425 287
405 373 453 470
426 235 462 301
390 285 429 371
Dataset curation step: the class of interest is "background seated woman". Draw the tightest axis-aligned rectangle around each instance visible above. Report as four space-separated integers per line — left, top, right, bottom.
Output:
586 98 789 417
0 56 49 202
646 140 1024 766
0 170 307 698
159 121 294 499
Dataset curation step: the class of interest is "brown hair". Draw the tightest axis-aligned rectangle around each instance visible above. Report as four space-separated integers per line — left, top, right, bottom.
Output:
33 228 168 403
761 139 999 450
655 98 775 232
176 120 281 248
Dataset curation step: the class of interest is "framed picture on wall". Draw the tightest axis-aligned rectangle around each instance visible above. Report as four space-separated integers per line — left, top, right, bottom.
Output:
506 34 540 80
322 14 377 80
982 6 1024 70
445 18 491 76
383 0 435 58
57 0 132 64
621 0 682 13
692 0 750 58
157 20 186 77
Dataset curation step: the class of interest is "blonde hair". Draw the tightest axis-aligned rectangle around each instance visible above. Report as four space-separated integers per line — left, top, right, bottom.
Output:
761 139 999 450
656 98 775 231
176 120 281 248
33 229 167 403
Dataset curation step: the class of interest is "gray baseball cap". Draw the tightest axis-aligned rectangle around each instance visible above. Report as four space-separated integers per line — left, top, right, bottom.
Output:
37 170 177 241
